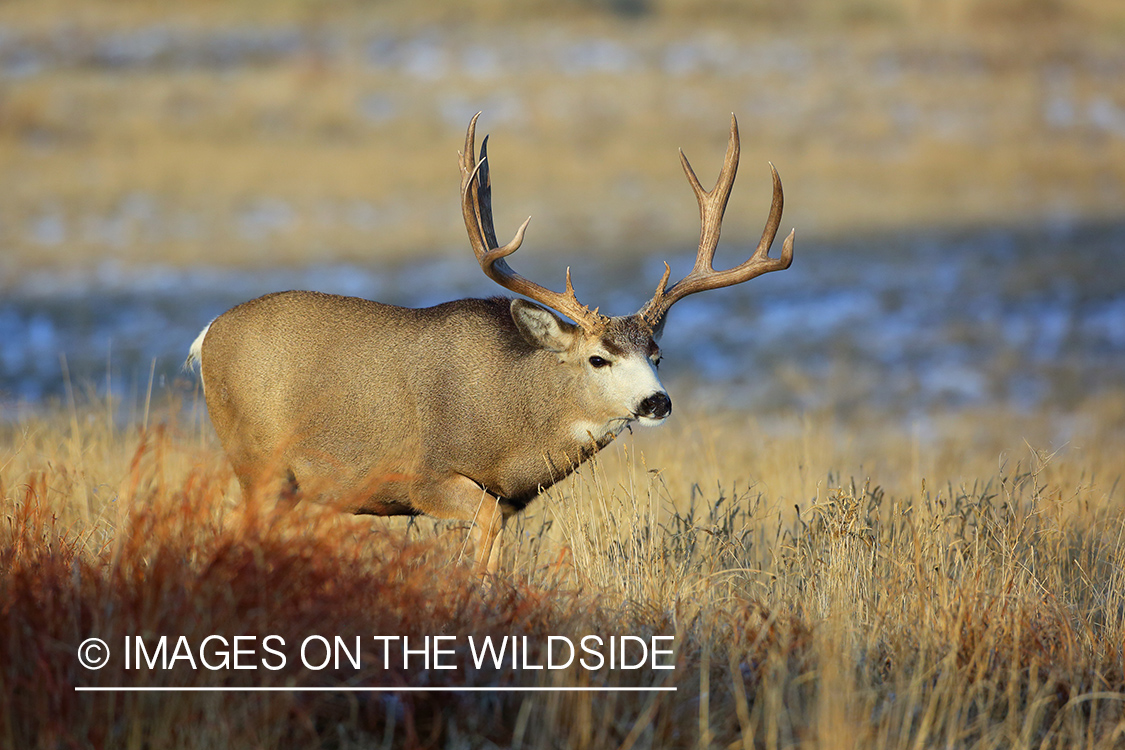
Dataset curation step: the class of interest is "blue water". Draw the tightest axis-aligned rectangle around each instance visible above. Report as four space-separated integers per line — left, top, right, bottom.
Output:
1 223 1122 417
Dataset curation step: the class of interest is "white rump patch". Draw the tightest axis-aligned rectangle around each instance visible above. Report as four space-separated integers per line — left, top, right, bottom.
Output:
184 321 213 387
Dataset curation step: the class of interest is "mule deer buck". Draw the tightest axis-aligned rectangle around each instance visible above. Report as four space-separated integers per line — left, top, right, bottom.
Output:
188 113 793 575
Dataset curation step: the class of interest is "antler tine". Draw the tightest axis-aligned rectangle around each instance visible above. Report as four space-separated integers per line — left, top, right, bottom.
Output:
459 114 604 329
680 112 740 274
460 112 497 260
639 114 795 328
476 135 500 249
754 162 788 264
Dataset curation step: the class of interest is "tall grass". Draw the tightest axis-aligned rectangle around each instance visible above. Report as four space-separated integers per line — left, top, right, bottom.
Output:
2 390 1123 747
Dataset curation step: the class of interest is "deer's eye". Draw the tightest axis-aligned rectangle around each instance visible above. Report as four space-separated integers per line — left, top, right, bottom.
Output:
589 356 611 368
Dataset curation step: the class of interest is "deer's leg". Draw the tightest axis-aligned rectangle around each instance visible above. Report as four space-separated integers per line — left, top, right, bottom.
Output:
416 474 507 577
470 496 507 576
483 519 505 575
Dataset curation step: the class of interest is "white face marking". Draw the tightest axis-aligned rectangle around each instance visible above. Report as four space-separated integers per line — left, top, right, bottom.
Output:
581 350 669 434
610 354 664 414
570 418 629 444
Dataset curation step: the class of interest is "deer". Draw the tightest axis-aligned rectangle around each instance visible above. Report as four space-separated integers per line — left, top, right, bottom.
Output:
187 113 793 575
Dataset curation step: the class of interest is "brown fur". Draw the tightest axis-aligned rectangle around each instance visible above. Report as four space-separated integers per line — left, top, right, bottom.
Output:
199 291 659 573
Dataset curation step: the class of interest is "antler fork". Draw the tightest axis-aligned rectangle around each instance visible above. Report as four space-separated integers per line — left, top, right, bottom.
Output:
459 113 606 330
638 114 794 328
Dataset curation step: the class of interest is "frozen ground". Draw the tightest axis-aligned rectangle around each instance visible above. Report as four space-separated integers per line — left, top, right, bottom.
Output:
1 221 1120 418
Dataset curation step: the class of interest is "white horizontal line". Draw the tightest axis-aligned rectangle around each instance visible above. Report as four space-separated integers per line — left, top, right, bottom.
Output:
75 686 676 693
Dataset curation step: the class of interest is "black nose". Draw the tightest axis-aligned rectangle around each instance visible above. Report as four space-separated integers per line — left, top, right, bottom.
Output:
638 392 671 419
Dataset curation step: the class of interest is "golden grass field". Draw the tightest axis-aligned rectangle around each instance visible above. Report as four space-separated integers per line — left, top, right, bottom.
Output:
0 0 1123 280
2 1 1124 748
1 386 1123 748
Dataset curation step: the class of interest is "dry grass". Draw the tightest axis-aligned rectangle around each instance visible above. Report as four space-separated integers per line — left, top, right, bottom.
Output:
2 3 1122 745
0 3 1124 281
2 389 1124 748
3 0 1125 28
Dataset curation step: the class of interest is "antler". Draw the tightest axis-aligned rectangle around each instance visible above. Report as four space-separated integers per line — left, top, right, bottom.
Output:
638 114 795 328
459 113 606 330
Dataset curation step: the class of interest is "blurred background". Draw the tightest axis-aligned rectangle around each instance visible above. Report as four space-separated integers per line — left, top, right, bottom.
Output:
0 0 1122 418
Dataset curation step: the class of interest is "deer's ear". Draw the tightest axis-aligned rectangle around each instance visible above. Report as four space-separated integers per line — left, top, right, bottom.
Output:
510 299 577 353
